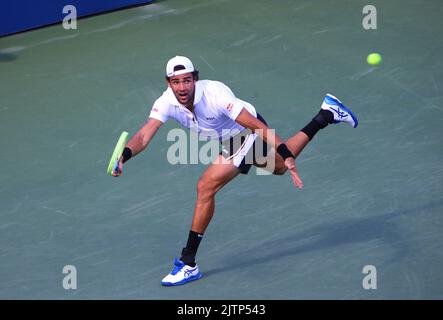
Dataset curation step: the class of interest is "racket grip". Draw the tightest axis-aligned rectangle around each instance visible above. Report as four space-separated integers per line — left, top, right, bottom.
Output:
112 158 120 173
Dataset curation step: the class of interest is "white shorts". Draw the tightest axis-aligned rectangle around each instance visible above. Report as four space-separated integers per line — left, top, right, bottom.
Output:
220 113 269 174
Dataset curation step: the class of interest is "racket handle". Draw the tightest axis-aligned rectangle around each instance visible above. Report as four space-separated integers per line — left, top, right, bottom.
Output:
112 158 120 174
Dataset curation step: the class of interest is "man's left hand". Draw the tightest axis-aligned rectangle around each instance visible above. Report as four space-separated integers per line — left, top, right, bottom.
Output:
284 157 303 189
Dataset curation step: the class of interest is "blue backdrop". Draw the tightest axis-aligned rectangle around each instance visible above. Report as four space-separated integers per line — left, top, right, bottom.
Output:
0 0 153 37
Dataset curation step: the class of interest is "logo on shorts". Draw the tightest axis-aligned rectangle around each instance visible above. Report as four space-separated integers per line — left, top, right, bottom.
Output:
226 103 233 112
206 117 216 120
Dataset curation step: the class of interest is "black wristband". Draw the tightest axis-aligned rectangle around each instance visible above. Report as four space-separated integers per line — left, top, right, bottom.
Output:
122 147 132 163
276 143 294 160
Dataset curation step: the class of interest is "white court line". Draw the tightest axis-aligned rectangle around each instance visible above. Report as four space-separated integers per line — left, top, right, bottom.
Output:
199 55 215 71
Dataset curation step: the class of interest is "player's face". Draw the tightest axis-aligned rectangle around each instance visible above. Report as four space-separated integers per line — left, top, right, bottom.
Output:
168 73 196 106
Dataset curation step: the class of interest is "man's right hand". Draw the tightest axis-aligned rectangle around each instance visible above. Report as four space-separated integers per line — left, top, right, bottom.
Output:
111 157 124 177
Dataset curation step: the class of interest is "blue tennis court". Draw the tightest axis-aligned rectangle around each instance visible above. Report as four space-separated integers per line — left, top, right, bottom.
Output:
0 0 442 299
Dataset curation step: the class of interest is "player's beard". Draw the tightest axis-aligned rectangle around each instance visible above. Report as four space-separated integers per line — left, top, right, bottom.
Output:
176 90 194 106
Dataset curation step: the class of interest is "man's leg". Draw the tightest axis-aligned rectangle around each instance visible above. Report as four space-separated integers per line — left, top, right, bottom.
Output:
161 155 240 286
266 94 358 174
180 154 241 266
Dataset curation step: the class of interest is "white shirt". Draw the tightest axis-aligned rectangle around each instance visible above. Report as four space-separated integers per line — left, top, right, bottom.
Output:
149 80 257 141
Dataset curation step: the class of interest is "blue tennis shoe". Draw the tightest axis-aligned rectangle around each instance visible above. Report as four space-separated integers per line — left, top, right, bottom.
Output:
321 93 358 128
161 258 202 286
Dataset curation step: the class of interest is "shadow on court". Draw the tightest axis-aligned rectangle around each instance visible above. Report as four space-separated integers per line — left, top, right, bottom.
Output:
203 201 443 277
0 53 17 62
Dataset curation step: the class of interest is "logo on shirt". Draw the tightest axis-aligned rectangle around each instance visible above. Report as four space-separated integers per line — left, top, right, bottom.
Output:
226 103 233 112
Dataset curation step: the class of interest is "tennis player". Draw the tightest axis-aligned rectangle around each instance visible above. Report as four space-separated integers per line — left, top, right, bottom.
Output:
112 56 358 286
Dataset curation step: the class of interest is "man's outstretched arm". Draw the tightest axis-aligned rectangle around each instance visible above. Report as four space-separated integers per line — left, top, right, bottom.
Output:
112 118 163 177
234 108 283 148
234 108 303 189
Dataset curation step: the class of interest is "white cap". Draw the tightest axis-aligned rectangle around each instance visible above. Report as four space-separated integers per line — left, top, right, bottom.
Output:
166 56 195 77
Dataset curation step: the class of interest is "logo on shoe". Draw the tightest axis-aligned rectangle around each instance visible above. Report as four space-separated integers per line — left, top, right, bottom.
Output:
330 107 348 118
184 267 197 278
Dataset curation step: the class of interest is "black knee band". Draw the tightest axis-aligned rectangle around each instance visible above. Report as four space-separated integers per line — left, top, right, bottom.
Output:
313 112 329 129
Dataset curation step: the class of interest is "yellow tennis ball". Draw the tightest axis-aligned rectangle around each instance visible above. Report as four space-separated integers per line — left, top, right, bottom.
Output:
367 53 382 66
